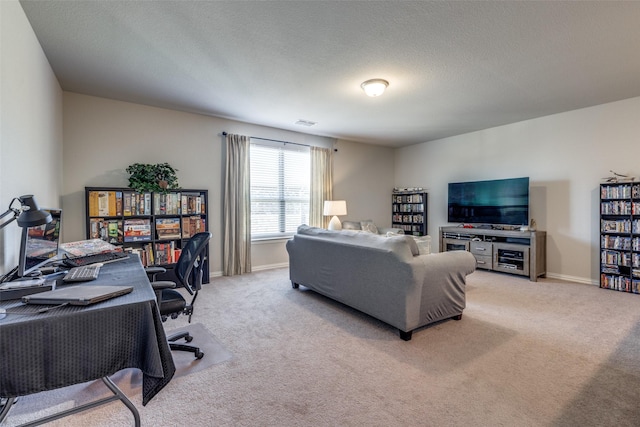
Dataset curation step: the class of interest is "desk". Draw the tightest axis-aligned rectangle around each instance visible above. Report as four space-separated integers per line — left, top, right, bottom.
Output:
0 255 175 425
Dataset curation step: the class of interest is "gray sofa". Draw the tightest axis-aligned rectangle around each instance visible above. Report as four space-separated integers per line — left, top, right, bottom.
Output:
286 225 476 340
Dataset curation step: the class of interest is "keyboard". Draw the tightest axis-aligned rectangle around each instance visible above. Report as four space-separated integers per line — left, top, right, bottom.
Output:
62 251 128 268
63 264 102 282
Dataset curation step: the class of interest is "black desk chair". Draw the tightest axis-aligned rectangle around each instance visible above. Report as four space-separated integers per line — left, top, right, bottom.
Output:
146 232 212 359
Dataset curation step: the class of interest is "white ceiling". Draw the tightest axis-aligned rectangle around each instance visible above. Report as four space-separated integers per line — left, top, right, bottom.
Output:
19 1 640 148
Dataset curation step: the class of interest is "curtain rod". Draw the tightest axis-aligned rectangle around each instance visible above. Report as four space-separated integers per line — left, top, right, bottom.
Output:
222 132 310 148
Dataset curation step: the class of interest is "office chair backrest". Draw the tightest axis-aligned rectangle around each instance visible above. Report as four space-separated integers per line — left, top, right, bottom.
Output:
175 232 211 295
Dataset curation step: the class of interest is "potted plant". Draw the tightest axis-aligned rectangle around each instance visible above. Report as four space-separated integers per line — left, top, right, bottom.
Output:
126 162 180 193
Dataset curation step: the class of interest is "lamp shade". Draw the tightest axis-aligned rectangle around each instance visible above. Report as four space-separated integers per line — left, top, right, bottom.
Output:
361 79 389 97
323 200 347 216
16 195 52 227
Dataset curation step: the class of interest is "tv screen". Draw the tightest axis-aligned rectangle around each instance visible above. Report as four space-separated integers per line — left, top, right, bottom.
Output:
18 208 62 277
448 177 529 226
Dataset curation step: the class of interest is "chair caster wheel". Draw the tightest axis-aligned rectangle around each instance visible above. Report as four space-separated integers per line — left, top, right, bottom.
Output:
195 351 204 359
185 335 194 343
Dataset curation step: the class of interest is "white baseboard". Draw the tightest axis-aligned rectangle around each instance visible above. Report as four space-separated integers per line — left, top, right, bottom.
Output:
212 265 598 286
208 262 289 278
250 262 289 272
544 272 598 286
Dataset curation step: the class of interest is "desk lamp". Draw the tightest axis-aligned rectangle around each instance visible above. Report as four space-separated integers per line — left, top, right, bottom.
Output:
323 200 347 231
0 195 52 230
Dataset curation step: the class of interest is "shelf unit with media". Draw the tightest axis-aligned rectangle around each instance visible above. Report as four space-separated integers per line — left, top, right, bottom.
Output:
439 226 546 281
599 182 640 293
392 190 428 236
84 187 209 283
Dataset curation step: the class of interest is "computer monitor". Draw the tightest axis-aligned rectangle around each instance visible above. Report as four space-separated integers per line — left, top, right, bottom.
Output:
17 208 62 277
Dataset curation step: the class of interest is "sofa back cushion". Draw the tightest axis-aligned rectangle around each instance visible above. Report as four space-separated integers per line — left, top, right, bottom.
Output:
296 225 419 258
341 220 362 231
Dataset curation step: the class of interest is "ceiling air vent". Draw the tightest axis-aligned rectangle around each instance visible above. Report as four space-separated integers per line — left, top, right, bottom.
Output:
295 119 317 127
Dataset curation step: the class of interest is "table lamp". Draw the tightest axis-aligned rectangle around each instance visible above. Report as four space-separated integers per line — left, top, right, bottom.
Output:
0 195 52 230
323 200 347 230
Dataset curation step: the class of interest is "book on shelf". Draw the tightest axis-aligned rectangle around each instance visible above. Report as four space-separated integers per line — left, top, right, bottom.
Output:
122 191 151 216
182 215 205 239
89 218 104 240
181 192 206 215
154 192 182 215
155 217 181 240
88 191 124 217
108 219 123 244
123 193 132 216
88 191 99 217
89 218 123 244
97 191 109 216
154 241 182 264
123 218 152 242
124 243 154 266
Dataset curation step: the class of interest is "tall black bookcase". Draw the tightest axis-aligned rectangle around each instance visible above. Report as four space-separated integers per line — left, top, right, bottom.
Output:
84 187 210 283
392 190 428 236
599 182 640 293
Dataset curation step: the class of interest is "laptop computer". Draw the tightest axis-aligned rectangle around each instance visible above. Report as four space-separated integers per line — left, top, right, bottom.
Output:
22 285 133 306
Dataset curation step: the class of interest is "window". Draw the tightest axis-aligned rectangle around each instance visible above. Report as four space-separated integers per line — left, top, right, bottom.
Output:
250 141 310 239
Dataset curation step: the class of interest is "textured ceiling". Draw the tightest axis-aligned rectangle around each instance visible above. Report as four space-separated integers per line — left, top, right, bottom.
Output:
19 1 640 147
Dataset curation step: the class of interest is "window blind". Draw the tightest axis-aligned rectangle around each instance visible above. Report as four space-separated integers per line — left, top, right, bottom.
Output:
250 142 310 238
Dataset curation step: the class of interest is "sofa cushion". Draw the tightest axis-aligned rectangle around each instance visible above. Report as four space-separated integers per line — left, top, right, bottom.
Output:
296 225 419 258
360 220 379 234
342 221 361 231
414 235 432 255
389 235 419 256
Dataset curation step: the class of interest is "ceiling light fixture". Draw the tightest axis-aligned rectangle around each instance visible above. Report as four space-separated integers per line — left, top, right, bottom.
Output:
361 79 389 97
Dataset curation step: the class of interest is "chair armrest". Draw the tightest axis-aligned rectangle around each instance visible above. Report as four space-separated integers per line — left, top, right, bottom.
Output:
145 266 167 281
151 280 176 291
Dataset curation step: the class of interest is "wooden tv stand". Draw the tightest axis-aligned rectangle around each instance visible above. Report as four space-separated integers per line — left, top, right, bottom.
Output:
439 226 546 281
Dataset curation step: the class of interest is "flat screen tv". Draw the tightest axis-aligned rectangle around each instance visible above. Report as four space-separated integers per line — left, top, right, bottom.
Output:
448 177 529 226
18 208 62 277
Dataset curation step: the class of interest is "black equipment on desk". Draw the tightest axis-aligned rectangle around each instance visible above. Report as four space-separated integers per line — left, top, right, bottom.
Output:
22 285 133 306
63 264 101 282
62 251 128 268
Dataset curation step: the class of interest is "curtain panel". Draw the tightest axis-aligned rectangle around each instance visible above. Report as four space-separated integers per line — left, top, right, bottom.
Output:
223 133 251 276
309 147 333 228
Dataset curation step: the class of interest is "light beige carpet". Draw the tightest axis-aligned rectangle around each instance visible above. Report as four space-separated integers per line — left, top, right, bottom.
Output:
3 269 640 426
3 323 232 426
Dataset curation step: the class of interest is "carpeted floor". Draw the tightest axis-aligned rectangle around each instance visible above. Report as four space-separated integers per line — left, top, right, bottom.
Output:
3 268 640 426
2 323 232 426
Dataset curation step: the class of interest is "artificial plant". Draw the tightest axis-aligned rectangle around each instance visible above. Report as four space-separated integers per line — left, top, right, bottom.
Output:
126 162 180 193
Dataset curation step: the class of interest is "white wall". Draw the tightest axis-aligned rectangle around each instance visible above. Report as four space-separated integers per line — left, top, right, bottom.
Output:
333 138 395 227
11 0 631 284
395 97 640 284
63 93 394 274
0 1 63 275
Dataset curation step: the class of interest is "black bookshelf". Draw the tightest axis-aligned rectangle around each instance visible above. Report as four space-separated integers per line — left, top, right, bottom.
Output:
599 182 640 293
392 190 428 236
84 187 209 283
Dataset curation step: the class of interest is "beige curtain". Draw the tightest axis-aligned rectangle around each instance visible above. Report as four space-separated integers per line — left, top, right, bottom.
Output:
309 146 333 228
223 133 251 276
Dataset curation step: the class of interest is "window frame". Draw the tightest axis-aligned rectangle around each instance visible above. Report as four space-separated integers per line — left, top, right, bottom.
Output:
249 139 310 241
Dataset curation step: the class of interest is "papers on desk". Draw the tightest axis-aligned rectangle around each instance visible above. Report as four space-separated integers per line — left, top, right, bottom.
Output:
59 239 121 257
